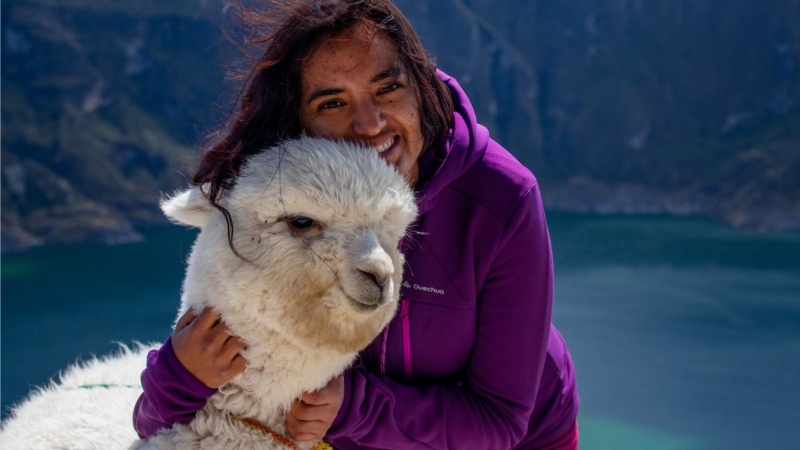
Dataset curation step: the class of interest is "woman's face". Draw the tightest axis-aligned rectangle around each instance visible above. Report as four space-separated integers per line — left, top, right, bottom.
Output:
298 27 424 185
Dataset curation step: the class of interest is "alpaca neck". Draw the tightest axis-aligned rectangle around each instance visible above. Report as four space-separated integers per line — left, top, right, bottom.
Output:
207 329 356 426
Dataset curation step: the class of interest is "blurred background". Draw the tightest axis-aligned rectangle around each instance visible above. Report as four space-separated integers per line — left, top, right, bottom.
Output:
2 1 799 449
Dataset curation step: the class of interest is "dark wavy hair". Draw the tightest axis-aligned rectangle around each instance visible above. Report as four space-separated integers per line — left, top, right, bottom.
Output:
194 0 453 223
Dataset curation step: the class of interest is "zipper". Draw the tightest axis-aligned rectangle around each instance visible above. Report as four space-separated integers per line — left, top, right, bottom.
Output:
380 298 413 382
380 322 390 377
400 298 412 381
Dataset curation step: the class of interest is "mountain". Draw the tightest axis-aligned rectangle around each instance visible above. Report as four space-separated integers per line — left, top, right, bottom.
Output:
395 0 800 231
2 0 799 252
2 0 225 251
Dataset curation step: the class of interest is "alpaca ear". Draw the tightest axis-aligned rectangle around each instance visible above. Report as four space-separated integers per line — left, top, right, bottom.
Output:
160 187 213 228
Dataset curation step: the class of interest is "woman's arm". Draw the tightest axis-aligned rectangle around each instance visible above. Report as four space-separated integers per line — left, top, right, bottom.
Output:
327 185 553 449
133 308 246 438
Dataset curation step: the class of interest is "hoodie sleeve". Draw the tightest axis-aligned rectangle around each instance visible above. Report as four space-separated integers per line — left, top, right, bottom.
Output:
327 183 554 449
132 337 217 439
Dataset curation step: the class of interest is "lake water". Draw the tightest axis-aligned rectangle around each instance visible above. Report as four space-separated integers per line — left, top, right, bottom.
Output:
2 213 799 449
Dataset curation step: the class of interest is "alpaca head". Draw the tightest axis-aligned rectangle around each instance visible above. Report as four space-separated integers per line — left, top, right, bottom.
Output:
161 137 418 355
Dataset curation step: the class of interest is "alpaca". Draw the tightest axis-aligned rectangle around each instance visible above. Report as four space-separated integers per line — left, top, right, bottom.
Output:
146 136 418 449
0 137 418 449
0 344 157 449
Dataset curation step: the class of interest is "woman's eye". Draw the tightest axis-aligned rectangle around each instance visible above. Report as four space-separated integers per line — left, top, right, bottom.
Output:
379 82 401 94
287 216 316 230
319 100 343 110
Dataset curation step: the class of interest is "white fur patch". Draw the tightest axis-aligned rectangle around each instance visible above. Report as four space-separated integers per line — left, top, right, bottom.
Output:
1 137 418 449
0 344 157 449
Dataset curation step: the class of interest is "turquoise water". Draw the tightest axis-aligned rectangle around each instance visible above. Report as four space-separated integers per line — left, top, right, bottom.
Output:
2 214 799 449
1 227 196 415
548 214 800 450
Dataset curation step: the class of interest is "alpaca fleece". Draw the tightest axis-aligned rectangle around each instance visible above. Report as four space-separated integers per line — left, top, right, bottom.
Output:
1 137 418 450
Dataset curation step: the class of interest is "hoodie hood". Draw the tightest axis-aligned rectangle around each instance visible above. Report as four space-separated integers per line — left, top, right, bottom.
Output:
415 70 490 215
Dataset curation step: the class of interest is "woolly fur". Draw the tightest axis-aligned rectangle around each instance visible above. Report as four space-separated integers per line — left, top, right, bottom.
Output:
1 137 418 449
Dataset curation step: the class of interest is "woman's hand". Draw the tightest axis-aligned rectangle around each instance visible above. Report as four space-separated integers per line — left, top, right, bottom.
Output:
171 306 248 389
286 375 344 442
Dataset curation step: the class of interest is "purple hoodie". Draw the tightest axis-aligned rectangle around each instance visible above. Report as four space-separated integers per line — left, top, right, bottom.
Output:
133 71 579 449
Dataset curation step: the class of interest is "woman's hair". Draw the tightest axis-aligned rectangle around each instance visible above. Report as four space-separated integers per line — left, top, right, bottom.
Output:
194 0 454 208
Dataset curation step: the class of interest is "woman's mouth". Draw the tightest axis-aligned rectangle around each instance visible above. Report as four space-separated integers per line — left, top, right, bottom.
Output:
372 136 397 155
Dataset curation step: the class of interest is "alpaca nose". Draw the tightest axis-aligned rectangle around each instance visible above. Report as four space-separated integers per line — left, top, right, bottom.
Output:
356 245 394 297
352 254 394 307
347 230 396 307
355 252 394 301
358 268 391 290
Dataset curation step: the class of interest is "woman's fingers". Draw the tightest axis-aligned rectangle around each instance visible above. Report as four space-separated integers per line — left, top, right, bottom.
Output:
223 334 247 357
174 308 198 332
286 405 327 442
227 352 248 378
193 306 222 331
286 376 344 442
170 306 247 389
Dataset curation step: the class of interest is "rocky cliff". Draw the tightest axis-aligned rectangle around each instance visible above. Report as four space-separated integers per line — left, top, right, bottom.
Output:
396 0 800 231
2 0 225 251
2 0 799 252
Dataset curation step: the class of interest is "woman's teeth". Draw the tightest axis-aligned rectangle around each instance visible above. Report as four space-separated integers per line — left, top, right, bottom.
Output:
373 137 395 154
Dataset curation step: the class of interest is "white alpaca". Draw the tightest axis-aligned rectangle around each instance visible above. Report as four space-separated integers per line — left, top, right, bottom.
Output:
0 344 158 449
1 137 418 449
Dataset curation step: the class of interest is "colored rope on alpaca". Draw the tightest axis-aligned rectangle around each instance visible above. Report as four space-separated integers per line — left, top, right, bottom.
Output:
77 384 141 389
229 414 333 450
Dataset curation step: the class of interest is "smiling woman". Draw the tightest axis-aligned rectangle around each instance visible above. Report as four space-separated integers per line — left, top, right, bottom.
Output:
133 1 580 449
298 26 424 185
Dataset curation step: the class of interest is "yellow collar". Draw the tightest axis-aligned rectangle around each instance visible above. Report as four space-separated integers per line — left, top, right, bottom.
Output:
229 414 334 450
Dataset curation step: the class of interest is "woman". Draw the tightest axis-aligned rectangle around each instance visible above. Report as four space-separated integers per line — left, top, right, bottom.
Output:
134 1 579 448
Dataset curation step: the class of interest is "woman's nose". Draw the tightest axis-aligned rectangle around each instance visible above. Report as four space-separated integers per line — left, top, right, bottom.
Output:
351 97 386 137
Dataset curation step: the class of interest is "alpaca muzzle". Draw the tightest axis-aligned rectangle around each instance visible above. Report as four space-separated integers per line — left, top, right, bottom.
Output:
343 231 396 308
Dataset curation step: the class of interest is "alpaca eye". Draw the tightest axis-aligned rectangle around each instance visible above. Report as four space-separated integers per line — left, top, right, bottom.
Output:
287 216 316 230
